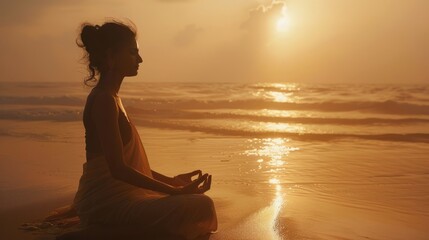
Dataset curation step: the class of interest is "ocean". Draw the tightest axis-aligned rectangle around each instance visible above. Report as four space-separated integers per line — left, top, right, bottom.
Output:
1 81 428 239
1 82 429 142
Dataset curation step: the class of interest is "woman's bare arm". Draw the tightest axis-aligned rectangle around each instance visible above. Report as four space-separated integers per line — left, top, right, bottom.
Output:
151 170 174 185
92 93 178 194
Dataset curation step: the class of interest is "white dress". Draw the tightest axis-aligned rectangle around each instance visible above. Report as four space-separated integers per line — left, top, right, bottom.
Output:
72 117 217 239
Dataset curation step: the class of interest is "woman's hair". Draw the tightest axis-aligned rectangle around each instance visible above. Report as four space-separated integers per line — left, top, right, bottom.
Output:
77 20 137 86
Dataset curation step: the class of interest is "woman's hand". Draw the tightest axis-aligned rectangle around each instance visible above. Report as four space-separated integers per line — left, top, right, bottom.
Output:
171 174 212 195
172 170 203 187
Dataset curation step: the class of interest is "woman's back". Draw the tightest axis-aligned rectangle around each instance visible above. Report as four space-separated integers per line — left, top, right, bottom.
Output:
83 88 132 160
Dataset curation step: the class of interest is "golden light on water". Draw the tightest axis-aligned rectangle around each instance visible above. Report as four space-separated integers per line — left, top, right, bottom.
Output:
254 83 300 91
269 178 280 184
252 83 300 103
267 91 293 102
275 184 282 193
260 122 305 133
224 182 285 240
230 130 302 238
269 177 285 240
245 138 299 163
245 138 300 169
212 136 300 239
263 138 289 239
274 83 299 90
259 109 299 118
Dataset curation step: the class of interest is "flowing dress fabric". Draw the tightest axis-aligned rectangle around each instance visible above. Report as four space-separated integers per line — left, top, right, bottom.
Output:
73 123 218 239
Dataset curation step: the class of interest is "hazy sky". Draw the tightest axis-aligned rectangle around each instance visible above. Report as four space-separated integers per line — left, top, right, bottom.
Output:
0 0 428 83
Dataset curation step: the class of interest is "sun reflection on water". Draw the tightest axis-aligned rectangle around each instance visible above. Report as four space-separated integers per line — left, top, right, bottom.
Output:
220 138 298 239
256 122 306 134
259 109 298 118
267 91 294 103
254 83 301 91
252 83 301 104
269 178 281 185
245 138 300 165
242 138 299 239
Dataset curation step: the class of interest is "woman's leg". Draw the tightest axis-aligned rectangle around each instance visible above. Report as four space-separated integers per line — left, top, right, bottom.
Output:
136 194 217 239
59 194 216 240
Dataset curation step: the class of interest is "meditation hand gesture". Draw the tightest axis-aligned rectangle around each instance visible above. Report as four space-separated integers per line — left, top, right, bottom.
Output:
172 170 203 186
173 173 212 195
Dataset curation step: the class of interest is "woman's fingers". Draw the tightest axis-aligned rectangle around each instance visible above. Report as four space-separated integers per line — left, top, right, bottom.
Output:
207 175 212 190
178 174 213 194
190 173 208 188
198 175 212 193
187 170 202 179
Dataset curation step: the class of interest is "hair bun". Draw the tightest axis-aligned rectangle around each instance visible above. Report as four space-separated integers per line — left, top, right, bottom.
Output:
80 24 100 53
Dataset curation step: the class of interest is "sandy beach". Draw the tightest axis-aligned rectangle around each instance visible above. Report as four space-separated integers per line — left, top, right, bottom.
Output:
1 119 428 240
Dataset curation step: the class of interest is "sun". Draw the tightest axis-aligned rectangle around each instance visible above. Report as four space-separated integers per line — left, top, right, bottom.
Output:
276 5 291 32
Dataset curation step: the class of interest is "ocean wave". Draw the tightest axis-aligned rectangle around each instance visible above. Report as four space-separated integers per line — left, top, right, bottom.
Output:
0 109 82 121
2 105 429 125
2 94 429 116
125 99 429 115
132 118 429 143
0 96 84 106
126 108 429 125
0 107 429 126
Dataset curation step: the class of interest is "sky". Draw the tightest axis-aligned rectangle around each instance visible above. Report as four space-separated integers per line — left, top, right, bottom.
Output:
0 0 428 84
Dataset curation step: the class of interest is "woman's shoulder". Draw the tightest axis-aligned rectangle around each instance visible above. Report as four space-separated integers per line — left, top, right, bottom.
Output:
86 88 119 113
88 88 118 102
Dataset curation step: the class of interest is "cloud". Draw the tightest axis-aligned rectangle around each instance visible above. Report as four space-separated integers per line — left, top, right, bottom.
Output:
240 1 285 43
173 24 204 47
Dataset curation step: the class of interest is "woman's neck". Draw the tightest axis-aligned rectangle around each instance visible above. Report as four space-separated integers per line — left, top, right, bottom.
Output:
97 72 124 96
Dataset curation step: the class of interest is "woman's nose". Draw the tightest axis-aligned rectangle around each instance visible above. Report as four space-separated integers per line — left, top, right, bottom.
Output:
138 54 143 63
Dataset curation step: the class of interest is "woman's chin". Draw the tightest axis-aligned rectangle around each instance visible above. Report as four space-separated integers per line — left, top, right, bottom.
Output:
126 71 139 77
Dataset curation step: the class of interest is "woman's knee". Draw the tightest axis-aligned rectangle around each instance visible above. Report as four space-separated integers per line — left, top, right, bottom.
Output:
191 194 214 208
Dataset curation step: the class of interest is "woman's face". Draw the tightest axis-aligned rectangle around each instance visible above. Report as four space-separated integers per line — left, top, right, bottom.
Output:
111 39 143 77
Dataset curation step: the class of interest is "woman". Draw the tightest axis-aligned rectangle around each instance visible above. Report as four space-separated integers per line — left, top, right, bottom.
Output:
57 21 217 240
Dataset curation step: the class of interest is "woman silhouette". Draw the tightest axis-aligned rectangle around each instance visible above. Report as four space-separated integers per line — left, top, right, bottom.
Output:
56 21 217 240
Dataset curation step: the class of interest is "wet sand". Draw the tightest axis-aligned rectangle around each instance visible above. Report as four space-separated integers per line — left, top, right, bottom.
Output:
1 120 428 240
